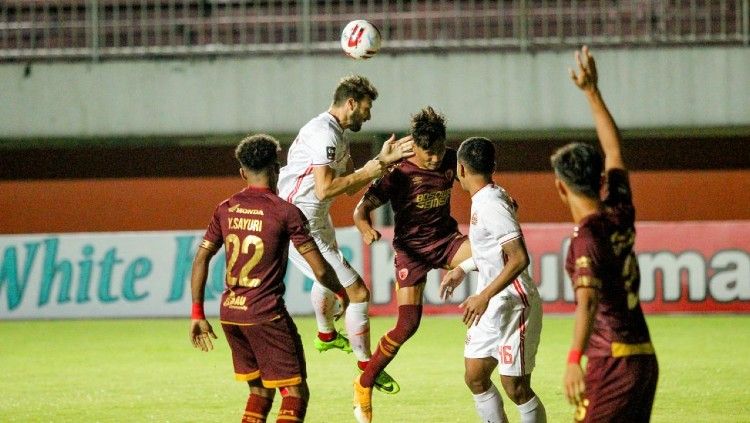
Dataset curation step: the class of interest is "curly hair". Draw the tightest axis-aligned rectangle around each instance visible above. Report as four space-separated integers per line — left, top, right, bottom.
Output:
332 75 378 105
410 106 446 150
550 142 603 198
457 137 496 174
235 134 281 171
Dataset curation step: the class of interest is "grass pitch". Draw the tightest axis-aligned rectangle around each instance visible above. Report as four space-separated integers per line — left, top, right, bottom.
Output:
1 315 749 422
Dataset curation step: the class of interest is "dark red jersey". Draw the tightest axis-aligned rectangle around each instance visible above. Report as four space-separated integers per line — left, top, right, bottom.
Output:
363 148 460 256
565 169 654 358
202 186 316 325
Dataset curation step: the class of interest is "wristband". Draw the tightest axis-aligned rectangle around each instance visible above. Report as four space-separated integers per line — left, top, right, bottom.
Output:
458 258 477 273
191 302 206 320
567 349 583 365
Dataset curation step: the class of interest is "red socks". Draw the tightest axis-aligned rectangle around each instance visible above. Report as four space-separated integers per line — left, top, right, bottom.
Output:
360 305 422 387
276 396 307 422
242 394 273 423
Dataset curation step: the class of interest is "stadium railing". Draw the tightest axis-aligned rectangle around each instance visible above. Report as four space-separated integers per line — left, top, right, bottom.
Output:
1 0 748 61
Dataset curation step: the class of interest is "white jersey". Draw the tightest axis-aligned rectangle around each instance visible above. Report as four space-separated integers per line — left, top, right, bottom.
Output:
470 184 538 306
278 112 351 245
465 183 542 375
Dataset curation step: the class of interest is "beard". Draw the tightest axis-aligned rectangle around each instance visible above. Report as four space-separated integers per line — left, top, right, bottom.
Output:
349 120 362 132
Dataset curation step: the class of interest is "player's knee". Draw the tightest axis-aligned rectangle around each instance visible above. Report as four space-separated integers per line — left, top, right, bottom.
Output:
464 373 491 395
501 377 534 404
345 279 370 303
279 384 310 403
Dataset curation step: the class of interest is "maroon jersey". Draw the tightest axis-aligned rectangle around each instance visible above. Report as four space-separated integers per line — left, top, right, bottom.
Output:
364 148 460 255
565 169 654 358
202 186 316 325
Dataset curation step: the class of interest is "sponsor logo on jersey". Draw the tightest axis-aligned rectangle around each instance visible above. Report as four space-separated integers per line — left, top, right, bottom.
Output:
398 268 409 281
223 291 248 311
415 188 451 209
326 146 336 160
228 204 265 215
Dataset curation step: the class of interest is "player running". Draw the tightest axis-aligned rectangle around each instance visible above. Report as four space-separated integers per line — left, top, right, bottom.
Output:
352 106 472 422
189 134 348 422
440 137 547 423
277 75 413 396
552 46 658 422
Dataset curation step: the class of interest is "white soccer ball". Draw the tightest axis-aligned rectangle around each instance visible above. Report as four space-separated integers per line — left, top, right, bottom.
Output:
340 20 382 60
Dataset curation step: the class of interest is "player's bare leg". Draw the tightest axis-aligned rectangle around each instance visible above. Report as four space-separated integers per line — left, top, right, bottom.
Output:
500 374 547 423
465 357 508 423
243 380 275 423
276 383 309 423
359 282 425 393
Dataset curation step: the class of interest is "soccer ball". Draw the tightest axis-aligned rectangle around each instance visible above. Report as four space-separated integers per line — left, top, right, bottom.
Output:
340 20 382 60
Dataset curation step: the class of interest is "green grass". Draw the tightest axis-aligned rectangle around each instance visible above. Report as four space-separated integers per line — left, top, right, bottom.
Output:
1 315 749 422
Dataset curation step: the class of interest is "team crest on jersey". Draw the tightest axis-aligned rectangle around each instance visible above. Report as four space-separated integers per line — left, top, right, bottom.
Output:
398 268 409 281
445 169 454 181
326 146 336 160
471 212 478 225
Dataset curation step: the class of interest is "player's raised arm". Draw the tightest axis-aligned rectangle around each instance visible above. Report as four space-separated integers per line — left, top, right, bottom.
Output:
570 45 625 171
189 245 219 352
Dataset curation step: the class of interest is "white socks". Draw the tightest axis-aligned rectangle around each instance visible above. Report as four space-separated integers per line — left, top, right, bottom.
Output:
517 396 546 423
345 301 371 362
310 283 336 334
473 384 505 423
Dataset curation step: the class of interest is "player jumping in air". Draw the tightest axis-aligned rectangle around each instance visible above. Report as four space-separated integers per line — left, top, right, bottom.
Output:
440 137 547 423
352 106 473 422
277 75 414 396
189 134 348 422
552 46 658 422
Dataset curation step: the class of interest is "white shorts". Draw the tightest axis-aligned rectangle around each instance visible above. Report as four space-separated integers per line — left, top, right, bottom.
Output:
287 235 360 288
464 290 542 377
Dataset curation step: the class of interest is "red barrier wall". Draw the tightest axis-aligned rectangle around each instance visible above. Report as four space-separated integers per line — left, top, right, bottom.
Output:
1 170 748 234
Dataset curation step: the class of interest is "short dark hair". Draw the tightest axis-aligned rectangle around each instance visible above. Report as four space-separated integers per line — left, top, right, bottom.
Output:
235 134 281 172
333 75 378 105
457 137 496 175
410 106 446 150
550 142 603 198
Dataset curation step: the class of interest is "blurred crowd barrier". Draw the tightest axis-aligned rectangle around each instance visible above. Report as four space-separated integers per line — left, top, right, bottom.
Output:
1 223 748 320
1 0 748 61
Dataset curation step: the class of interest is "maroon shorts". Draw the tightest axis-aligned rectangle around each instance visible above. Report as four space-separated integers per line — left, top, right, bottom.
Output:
575 354 658 423
394 233 468 288
221 313 306 388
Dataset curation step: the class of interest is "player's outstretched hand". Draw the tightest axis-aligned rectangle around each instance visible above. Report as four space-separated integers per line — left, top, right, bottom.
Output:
378 134 415 165
439 267 465 301
564 363 586 406
190 319 217 352
459 294 489 327
569 45 598 92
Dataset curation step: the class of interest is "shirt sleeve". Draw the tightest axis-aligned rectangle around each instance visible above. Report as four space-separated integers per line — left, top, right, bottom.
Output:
201 205 223 253
362 168 395 207
480 198 522 246
307 131 339 167
569 230 603 290
286 204 317 255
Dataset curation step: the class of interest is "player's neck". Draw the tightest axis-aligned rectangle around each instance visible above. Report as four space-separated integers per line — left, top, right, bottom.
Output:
569 195 601 224
466 176 493 197
327 106 348 129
